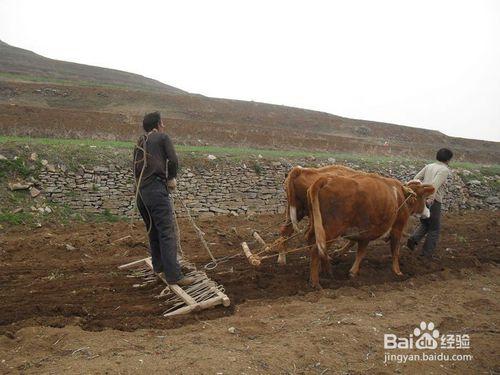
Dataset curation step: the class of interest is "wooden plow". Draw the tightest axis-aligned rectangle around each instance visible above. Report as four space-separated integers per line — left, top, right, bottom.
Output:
119 256 230 317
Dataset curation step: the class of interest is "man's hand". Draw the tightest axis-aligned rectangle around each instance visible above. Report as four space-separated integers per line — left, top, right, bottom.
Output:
167 178 177 191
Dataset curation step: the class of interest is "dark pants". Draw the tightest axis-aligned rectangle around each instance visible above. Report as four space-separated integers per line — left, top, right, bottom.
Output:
137 178 182 283
409 201 442 256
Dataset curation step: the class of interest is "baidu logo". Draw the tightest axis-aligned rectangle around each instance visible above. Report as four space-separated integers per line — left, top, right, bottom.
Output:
383 321 473 363
414 321 439 349
384 321 470 350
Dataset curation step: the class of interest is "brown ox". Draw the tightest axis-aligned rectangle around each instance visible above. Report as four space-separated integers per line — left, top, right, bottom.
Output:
306 174 434 288
278 164 357 265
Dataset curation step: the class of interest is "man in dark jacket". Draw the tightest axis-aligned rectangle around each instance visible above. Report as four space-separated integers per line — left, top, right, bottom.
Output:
133 111 194 286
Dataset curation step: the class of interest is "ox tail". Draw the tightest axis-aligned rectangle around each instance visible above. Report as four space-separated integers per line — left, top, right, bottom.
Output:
308 176 329 259
286 166 302 232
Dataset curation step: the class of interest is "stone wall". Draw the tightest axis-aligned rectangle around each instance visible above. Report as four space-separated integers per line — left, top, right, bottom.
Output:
38 161 289 218
37 159 499 217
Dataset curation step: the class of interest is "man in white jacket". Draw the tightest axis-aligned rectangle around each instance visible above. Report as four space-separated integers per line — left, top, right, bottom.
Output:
407 148 453 259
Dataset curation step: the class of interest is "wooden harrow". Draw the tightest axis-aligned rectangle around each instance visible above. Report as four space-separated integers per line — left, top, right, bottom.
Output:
119 195 230 317
119 256 230 317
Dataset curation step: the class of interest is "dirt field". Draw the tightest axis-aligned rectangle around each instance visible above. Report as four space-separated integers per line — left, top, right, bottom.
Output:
0 211 499 374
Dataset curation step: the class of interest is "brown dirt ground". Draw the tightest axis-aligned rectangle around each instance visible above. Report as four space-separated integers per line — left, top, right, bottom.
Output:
0 211 499 374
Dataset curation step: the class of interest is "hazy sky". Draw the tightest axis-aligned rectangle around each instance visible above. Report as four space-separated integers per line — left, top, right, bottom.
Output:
1 0 499 141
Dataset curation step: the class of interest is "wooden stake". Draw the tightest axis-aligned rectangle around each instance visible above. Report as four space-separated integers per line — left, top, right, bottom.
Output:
112 235 132 244
118 257 149 270
252 231 266 246
252 231 272 252
242 242 261 266
169 284 197 305
164 296 224 317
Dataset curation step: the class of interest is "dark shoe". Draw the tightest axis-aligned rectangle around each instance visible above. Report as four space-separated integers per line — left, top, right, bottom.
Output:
171 276 197 286
406 238 417 251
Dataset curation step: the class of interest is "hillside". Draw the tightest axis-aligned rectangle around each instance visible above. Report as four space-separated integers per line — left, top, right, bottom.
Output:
0 40 185 93
0 40 498 163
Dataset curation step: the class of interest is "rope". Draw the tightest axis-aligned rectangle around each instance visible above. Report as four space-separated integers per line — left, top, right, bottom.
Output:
131 130 159 235
204 253 242 270
257 217 290 235
174 196 219 268
171 197 293 270
253 230 303 256
258 237 350 261
131 134 147 227
170 196 184 257
397 188 416 213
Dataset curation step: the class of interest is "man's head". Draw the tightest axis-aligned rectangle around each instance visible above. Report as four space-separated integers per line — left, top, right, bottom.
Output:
143 111 164 132
436 148 453 164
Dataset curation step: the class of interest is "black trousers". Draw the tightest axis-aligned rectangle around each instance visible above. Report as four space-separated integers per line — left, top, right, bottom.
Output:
137 178 182 283
409 201 442 256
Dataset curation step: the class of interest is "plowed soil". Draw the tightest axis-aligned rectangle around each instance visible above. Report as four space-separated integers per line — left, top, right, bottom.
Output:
0 211 499 374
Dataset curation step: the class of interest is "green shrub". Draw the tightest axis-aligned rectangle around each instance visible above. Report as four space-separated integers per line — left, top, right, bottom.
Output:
0 211 32 225
0 159 32 180
252 161 263 175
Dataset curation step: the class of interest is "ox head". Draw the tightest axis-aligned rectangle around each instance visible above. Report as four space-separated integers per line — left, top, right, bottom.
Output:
404 180 435 218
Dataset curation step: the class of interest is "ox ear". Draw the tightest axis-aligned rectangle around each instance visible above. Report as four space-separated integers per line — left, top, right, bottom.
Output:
421 184 435 197
406 179 422 185
402 185 417 198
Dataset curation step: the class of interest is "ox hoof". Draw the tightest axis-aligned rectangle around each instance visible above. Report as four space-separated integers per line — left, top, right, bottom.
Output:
320 264 333 277
309 280 322 290
348 271 358 279
394 271 404 277
277 256 286 266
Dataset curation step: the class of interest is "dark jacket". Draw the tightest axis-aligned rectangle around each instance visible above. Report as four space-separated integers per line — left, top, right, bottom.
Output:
133 131 178 187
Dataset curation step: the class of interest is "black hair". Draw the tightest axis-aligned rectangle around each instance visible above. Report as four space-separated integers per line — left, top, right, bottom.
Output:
436 148 453 162
143 111 161 132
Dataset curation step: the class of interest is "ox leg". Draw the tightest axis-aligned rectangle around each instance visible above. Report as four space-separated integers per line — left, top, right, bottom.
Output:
277 236 288 265
320 254 332 277
278 223 294 266
390 231 404 276
309 246 322 289
349 240 369 278
277 252 287 265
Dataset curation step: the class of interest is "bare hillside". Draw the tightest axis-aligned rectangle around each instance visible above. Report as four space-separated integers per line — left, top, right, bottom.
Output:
0 41 498 163
0 40 185 94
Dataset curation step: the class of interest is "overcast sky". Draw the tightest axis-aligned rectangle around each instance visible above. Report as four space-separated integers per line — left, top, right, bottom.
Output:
1 0 499 141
